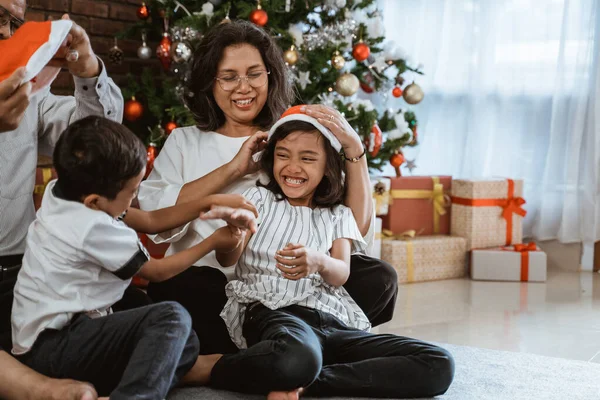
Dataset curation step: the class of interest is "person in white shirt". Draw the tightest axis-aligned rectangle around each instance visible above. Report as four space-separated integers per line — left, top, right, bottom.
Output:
0 2 123 398
138 19 398 356
207 110 454 400
11 117 258 399
0 67 98 400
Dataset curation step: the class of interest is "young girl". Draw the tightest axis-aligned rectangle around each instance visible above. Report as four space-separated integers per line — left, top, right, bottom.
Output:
206 106 455 399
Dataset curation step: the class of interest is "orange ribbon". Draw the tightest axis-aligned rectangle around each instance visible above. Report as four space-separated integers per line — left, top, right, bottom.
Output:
502 242 538 282
451 179 527 245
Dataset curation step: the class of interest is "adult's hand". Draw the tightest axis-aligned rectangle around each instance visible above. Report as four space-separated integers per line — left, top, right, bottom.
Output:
0 68 31 133
301 104 364 158
228 131 268 178
48 15 100 79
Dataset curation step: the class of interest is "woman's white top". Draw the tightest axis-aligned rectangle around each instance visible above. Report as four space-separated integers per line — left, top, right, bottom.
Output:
137 126 375 280
221 187 371 349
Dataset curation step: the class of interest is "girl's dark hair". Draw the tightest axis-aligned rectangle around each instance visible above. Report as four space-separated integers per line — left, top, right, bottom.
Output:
258 120 346 208
53 116 147 201
185 20 294 131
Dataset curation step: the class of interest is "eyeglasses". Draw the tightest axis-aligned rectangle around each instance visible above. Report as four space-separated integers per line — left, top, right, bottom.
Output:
0 5 24 37
215 70 270 91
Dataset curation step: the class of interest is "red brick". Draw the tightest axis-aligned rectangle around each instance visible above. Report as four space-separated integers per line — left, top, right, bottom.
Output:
25 10 46 22
72 0 109 18
28 0 69 12
109 3 139 22
89 18 128 36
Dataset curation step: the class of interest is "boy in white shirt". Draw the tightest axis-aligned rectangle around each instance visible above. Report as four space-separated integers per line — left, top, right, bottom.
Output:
11 116 257 400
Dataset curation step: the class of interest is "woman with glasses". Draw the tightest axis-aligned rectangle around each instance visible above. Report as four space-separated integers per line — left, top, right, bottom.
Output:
138 20 398 359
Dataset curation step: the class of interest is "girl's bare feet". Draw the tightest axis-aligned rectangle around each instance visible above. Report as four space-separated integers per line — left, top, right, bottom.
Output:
180 354 223 386
267 388 303 400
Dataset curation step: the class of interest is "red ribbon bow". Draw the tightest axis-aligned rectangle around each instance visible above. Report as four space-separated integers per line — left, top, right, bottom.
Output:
451 178 527 245
502 242 537 281
512 242 537 252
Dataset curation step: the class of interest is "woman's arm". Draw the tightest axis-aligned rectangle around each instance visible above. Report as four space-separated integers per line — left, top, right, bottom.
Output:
274 238 352 287
176 131 268 205
301 105 372 235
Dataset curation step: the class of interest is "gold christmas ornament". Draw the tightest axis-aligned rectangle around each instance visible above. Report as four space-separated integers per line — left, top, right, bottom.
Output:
331 50 345 70
284 46 299 66
335 73 359 97
403 82 425 105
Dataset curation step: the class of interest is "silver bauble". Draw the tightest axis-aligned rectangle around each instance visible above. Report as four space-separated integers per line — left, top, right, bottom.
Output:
137 41 152 60
335 73 359 97
171 42 193 64
403 82 425 105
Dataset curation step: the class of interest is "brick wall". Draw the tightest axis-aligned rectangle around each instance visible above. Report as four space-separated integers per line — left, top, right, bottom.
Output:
26 0 159 95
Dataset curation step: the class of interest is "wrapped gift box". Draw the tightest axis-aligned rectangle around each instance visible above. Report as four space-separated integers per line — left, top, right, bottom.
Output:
471 243 547 282
381 235 467 283
371 177 391 216
34 165 57 211
451 178 526 250
381 176 452 235
366 217 382 259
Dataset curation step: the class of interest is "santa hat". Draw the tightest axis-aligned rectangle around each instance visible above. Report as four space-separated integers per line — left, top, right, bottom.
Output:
268 105 342 152
0 20 72 91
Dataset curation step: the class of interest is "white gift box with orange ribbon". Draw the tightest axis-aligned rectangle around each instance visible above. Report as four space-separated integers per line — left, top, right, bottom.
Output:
471 242 547 282
451 178 526 250
381 235 467 284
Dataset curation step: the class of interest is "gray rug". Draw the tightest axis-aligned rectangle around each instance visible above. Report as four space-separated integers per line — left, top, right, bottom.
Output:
168 343 600 399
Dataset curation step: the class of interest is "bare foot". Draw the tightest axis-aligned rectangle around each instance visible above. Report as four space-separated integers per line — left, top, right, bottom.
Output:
180 354 223 386
267 388 303 400
38 378 98 400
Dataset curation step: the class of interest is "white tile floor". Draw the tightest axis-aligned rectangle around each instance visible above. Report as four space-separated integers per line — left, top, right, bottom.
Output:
379 267 600 362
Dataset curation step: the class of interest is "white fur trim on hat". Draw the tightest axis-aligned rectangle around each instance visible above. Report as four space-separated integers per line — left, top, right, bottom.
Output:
268 113 343 152
23 20 73 84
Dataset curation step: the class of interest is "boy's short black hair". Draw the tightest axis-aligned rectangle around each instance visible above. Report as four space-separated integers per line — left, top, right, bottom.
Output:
258 120 346 208
53 116 147 201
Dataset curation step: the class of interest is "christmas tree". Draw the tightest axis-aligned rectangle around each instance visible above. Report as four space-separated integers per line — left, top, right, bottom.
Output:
118 0 424 173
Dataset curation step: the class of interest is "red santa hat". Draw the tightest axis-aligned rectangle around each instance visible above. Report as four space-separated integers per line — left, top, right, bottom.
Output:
0 20 72 91
268 105 343 152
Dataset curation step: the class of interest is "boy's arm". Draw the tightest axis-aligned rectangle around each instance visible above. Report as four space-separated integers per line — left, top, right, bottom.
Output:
215 230 252 267
274 238 352 287
137 235 217 282
123 194 257 234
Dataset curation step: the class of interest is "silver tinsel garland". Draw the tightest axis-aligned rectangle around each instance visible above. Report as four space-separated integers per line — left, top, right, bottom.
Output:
303 18 357 50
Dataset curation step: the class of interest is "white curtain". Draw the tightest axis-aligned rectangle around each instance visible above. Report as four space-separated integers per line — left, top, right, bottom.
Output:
379 0 600 247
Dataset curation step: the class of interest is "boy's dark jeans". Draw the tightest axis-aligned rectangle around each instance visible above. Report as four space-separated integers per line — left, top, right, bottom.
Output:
211 304 454 398
16 302 199 400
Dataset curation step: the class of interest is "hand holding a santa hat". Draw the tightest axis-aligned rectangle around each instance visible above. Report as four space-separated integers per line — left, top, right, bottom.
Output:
47 14 100 79
0 67 31 132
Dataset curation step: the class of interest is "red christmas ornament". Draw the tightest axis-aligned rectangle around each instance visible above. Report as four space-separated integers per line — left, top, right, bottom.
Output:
352 42 370 62
360 73 375 93
124 97 143 122
392 86 403 98
146 143 157 178
390 151 405 177
137 2 149 20
156 32 172 71
360 82 374 93
165 121 178 135
365 124 383 157
249 7 268 27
